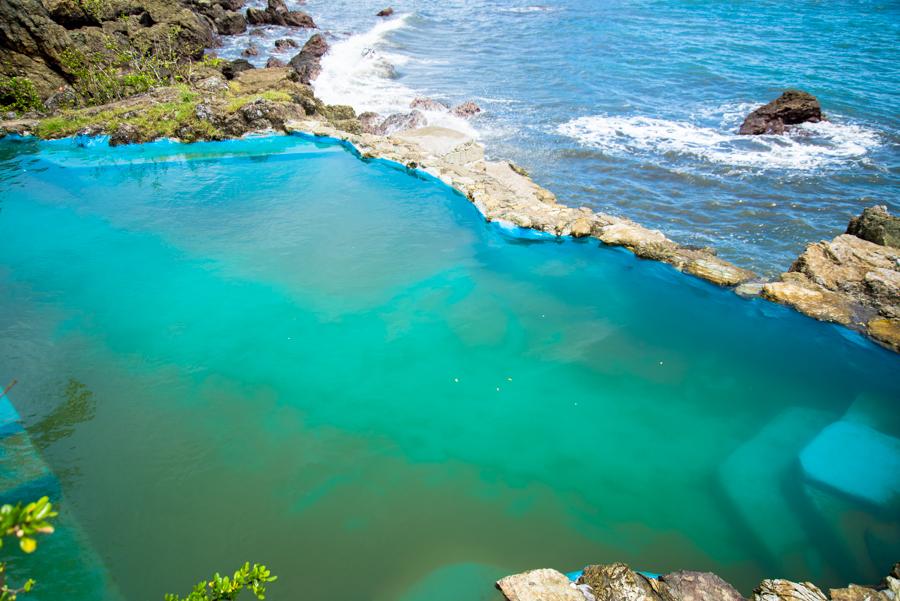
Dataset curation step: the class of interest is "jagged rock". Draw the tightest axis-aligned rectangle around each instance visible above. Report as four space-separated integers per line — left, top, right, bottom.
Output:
358 111 381 134
274 38 299 50
215 9 246 34
570 217 594 237
194 75 229 92
829 584 891 601
739 90 823 135
496 569 585 601
109 122 143 146
265 57 286 68
660 571 744 601
44 0 96 28
246 0 315 27
410 96 448 111
376 7 394 16
867 317 900 351
579 563 673 601
452 100 482 118
749 580 826 601
847 205 900 249
376 110 426 135
43 85 78 111
242 43 259 56
684 257 756 287
289 33 328 84
194 103 212 120
221 58 254 79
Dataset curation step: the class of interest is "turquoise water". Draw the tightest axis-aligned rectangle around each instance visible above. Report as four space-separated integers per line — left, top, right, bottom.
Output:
0 135 898 600
217 0 900 275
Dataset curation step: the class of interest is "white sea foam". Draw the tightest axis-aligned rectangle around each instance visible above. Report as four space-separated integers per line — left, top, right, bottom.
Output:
557 109 881 171
499 5 556 13
313 16 479 138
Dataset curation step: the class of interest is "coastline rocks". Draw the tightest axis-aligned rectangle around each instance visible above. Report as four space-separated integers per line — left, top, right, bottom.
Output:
289 33 328 84
109 122 144 146
374 110 427 135
358 111 382 134
246 0 316 27
829 585 891 601
376 7 394 17
762 206 900 351
660 571 744 601
242 43 259 56
579 563 672 601
496 569 585 601
221 58 254 79
411 96 449 112
738 90 822 135
274 38 299 51
265 57 286 68
749 580 826 601
214 9 247 35
452 100 482 118
846 205 900 249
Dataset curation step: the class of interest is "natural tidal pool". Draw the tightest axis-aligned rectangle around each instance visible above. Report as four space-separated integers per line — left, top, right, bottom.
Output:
0 135 898 600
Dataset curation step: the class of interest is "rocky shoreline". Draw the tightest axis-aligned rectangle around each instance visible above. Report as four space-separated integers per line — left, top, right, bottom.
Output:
496 562 900 601
1 0 898 353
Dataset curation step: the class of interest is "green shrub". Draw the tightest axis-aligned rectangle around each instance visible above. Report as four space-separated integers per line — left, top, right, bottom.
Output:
0 77 43 115
164 563 277 601
0 497 57 600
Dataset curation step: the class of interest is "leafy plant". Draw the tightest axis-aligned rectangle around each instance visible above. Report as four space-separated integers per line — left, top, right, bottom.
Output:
164 563 277 601
0 76 43 115
0 497 57 601
77 0 109 20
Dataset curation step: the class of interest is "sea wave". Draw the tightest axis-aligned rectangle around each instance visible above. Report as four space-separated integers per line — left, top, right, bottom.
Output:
556 110 881 171
313 16 479 137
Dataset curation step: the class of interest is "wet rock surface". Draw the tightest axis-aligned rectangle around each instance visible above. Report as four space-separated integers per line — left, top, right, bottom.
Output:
289 33 328 84
763 206 900 351
847 205 900 249
739 90 823 135
246 0 315 27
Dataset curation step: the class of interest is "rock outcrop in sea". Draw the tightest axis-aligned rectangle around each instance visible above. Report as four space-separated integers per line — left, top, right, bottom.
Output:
739 90 823 135
762 205 900 351
496 562 900 601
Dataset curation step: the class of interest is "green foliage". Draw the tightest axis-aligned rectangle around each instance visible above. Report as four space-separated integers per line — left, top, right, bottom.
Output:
0 497 57 601
164 563 277 601
0 76 43 115
60 27 194 106
77 0 109 20
225 91 292 112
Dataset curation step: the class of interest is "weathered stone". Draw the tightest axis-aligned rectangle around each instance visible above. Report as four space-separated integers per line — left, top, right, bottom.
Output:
829 584 891 601
358 111 381 134
215 9 246 34
761 274 856 324
246 0 315 27
867 317 900 352
684 257 755 286
496 568 585 601
452 100 482 118
847 205 900 249
660 571 744 601
750 580 826 601
375 110 426 135
221 58 254 79
289 33 328 84
739 90 823 135
274 37 299 51
242 43 259 56
410 96 448 111
109 122 143 146
265 56 286 68
579 563 673 601
570 217 593 238
376 7 394 17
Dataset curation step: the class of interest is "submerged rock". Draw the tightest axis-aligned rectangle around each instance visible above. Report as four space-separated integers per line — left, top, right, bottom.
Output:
496 568 585 601
846 205 900 249
738 90 822 135
274 38 299 51
376 7 394 17
242 43 259 56
289 33 329 84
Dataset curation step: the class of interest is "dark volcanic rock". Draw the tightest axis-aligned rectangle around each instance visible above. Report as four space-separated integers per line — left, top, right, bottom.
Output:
109 122 143 146
738 90 823 135
661 571 745 601
246 0 315 27
376 7 394 17
846 205 900 249
221 58 255 79
242 43 259 56
289 33 328 84
215 9 247 35
274 38 299 51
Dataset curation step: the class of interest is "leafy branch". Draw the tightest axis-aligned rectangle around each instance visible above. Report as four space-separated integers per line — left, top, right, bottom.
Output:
0 497 57 601
164 563 277 601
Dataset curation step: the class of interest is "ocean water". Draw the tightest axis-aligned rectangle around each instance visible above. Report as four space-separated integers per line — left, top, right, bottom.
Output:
0 135 898 600
213 0 900 275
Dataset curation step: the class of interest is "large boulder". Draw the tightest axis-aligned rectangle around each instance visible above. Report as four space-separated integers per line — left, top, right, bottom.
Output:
739 90 822 135
214 9 246 35
375 110 426 135
221 58 254 80
829 584 891 601
496 568 585 601
660 571 745 601
289 33 328 84
0 0 74 97
846 205 900 249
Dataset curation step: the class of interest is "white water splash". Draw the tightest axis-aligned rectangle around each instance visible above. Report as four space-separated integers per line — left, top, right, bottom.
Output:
557 109 881 171
313 16 479 138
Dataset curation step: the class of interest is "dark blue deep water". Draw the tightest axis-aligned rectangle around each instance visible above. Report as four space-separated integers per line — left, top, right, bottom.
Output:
218 0 900 275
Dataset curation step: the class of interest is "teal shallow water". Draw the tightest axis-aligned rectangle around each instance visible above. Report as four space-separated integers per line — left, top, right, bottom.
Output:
0 135 898 600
